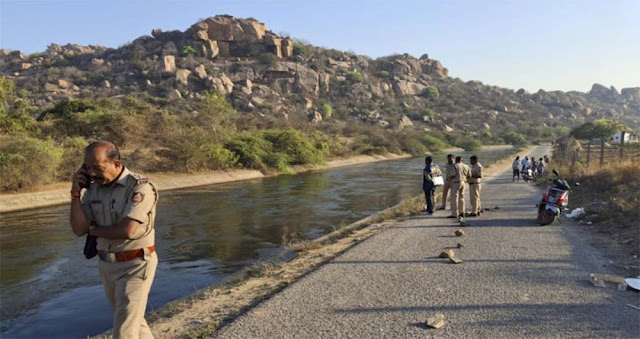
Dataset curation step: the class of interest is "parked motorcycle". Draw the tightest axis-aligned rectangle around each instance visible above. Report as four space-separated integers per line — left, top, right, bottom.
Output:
536 169 579 225
523 168 535 183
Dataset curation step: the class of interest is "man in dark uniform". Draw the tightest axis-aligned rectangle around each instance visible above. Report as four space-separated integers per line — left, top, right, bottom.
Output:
422 156 442 215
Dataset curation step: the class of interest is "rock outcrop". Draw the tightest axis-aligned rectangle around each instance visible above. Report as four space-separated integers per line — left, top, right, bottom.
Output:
0 14 638 135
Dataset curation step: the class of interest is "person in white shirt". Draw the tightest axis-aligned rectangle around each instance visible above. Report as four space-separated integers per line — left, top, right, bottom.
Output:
512 156 521 182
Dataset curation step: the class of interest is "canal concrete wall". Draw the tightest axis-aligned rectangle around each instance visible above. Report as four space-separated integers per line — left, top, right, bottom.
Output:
0 153 411 213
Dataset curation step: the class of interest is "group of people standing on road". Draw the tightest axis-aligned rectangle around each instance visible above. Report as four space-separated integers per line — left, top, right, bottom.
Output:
423 154 483 220
512 154 549 182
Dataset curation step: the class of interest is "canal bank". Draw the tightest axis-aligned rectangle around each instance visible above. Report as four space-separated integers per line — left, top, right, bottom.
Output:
130 146 535 339
0 153 412 213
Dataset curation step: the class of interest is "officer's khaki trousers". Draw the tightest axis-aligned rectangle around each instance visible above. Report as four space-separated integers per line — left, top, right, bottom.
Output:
99 252 158 339
470 183 482 214
451 182 466 217
441 179 452 208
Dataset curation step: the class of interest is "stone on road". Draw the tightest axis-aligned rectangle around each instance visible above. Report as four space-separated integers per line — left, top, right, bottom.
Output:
214 146 639 339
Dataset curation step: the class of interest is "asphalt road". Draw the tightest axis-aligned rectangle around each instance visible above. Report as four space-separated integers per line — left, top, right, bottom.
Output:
213 146 640 339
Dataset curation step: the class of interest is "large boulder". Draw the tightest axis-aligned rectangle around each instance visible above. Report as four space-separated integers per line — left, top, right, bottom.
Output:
621 87 640 99
57 79 73 89
282 39 294 58
219 73 234 93
399 115 414 128
264 62 319 96
393 80 426 96
176 69 191 85
195 65 207 79
204 16 267 42
163 55 176 73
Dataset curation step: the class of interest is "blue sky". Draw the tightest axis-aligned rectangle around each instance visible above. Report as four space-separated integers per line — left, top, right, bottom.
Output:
1 0 638 92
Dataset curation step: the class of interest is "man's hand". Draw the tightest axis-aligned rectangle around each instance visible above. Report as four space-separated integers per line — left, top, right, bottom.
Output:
71 165 91 194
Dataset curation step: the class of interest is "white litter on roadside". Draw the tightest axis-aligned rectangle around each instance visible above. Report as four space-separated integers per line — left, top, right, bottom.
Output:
564 207 585 218
625 278 640 291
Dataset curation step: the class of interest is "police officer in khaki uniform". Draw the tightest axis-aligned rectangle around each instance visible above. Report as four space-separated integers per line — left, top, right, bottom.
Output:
438 154 456 210
468 155 483 217
70 141 158 339
447 156 471 219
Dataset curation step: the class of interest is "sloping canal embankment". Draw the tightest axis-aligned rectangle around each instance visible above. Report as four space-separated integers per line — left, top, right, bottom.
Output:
0 154 411 213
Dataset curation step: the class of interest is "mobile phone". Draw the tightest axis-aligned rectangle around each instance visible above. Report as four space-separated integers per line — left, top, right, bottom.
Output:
81 165 93 184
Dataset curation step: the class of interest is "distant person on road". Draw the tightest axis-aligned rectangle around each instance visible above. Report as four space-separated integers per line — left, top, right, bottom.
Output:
422 156 442 215
544 155 550 163
512 156 521 182
468 155 483 217
531 158 538 177
438 154 455 211
537 157 545 176
448 156 471 219
521 156 530 172
69 141 159 339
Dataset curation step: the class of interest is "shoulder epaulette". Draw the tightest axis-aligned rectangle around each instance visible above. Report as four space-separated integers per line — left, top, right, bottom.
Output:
129 172 149 185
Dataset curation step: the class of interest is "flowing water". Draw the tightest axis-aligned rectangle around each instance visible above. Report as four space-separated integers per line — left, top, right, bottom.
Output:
0 148 518 338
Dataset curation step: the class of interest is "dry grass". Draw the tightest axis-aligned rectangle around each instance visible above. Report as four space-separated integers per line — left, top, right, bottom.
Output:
545 158 640 275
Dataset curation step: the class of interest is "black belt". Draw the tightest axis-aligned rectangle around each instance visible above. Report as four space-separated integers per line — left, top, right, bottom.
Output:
469 182 481 185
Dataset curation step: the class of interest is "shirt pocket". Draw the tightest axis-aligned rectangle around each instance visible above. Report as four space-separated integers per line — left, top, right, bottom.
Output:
90 201 105 225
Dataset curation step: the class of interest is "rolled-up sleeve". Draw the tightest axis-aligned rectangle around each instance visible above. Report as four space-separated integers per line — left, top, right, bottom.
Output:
123 183 156 224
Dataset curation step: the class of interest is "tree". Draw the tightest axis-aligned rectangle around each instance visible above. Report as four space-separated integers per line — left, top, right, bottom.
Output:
570 119 626 140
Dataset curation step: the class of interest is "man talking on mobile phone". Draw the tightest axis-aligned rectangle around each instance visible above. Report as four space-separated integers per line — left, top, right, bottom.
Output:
69 140 159 339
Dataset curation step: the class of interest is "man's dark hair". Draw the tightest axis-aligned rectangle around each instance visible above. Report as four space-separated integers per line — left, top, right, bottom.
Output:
470 155 478 161
455 156 462 163
425 156 432 164
85 141 121 161
447 154 453 158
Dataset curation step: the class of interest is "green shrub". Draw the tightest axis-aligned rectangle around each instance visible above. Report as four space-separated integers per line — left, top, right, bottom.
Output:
375 71 390 78
225 134 271 170
45 99 95 118
421 86 439 100
324 67 336 75
501 132 529 147
58 136 89 181
457 136 482 151
318 103 333 118
165 128 239 172
200 144 239 170
346 71 363 83
263 129 324 165
226 129 325 171
0 76 37 134
0 135 62 190
180 45 196 56
292 42 310 58
258 53 279 65
422 109 435 120
264 152 292 172
423 134 448 152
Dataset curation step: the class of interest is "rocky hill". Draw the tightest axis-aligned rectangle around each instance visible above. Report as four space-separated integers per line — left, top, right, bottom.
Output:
1 15 639 191
2 15 638 133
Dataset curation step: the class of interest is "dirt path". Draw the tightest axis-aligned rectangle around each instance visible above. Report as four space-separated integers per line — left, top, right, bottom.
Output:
213 146 640 339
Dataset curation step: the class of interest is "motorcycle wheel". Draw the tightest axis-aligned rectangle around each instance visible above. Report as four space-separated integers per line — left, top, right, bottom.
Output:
537 209 556 226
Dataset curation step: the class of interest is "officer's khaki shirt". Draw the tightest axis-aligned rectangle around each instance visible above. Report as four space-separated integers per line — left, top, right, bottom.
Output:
81 167 158 252
452 163 471 184
469 163 483 184
445 162 456 180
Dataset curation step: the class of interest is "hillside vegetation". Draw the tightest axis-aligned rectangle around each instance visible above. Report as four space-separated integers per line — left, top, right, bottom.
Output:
1 15 639 191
